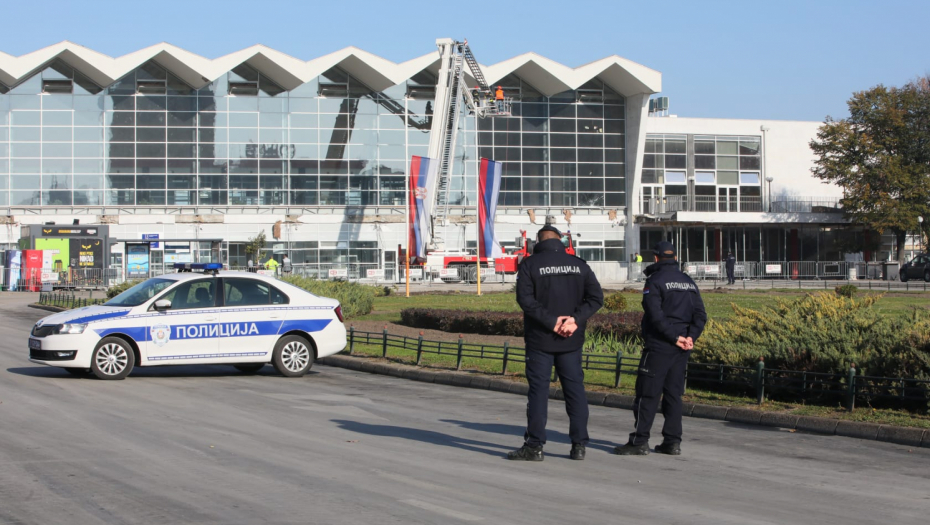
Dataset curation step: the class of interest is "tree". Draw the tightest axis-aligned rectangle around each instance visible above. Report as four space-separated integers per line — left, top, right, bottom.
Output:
245 230 267 262
810 76 930 263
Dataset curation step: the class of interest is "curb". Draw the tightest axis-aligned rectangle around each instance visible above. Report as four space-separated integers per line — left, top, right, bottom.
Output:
28 304 67 314
319 353 930 448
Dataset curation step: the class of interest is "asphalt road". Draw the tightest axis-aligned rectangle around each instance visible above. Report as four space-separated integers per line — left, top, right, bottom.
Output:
1 293 928 525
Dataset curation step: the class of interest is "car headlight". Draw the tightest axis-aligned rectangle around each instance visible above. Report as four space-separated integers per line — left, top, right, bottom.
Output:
55 323 88 334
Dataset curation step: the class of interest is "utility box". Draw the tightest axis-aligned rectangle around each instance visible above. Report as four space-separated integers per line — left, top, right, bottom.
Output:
883 261 899 281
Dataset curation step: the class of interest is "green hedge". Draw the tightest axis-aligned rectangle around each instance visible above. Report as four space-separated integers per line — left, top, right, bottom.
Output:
400 308 643 341
694 292 930 379
106 279 142 299
279 276 376 318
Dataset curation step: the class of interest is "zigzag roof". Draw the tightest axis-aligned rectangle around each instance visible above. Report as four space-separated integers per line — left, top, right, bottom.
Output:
0 41 661 97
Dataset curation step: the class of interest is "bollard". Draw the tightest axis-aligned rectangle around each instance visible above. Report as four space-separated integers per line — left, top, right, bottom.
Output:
456 334 464 370
755 356 765 404
348 326 355 355
381 326 388 357
846 363 857 411
416 333 424 365
614 348 624 388
502 341 510 375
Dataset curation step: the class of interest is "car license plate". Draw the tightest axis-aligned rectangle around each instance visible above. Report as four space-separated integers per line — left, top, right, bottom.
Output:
28 338 42 350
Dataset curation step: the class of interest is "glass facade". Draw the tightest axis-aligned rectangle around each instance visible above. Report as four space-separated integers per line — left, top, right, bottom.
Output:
0 59 627 209
642 134 761 213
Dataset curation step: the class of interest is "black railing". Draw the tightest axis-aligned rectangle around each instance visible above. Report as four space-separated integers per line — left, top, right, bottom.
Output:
345 328 930 411
37 292 105 309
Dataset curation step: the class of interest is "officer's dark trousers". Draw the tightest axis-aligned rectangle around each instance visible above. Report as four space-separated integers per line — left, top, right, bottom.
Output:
629 347 690 446
726 267 734 283
524 348 589 447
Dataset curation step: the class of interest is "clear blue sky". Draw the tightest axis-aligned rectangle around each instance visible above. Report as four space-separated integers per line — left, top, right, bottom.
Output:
3 0 928 122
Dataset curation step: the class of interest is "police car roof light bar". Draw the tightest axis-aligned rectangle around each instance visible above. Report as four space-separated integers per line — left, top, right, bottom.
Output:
173 262 222 275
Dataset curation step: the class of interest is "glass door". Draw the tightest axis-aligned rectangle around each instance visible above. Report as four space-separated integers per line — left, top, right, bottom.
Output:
642 185 663 214
718 187 738 212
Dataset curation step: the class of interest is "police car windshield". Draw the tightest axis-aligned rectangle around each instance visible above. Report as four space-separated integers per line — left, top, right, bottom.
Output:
105 279 175 307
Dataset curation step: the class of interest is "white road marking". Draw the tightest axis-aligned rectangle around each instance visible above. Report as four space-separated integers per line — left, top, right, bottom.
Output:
400 499 483 522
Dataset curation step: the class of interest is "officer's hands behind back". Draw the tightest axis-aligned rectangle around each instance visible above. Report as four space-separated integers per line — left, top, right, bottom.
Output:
554 316 578 338
676 336 694 351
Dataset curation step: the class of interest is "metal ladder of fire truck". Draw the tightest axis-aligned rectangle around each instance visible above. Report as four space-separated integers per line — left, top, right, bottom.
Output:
428 41 466 250
427 39 510 251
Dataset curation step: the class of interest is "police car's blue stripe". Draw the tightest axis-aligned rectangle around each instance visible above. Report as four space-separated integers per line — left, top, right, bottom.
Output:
69 310 131 324
94 326 149 342
93 318 332 341
277 319 331 334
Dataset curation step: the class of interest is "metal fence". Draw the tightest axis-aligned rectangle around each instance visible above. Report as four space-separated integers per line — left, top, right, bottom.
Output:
682 261 894 282
1 267 124 291
346 328 930 410
770 197 842 213
37 292 106 309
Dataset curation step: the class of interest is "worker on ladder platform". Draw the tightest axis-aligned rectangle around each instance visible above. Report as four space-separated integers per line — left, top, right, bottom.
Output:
495 86 505 113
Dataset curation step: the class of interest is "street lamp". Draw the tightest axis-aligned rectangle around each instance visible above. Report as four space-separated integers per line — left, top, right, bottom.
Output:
917 216 924 252
765 176 774 212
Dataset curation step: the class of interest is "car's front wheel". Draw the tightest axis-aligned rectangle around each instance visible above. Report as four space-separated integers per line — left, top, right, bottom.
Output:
90 337 135 380
272 335 314 377
901 272 909 282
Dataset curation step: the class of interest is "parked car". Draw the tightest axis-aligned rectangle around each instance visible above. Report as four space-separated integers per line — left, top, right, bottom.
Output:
900 254 930 282
28 263 347 380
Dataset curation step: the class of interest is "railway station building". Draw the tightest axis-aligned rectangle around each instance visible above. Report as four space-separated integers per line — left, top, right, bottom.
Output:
0 41 883 280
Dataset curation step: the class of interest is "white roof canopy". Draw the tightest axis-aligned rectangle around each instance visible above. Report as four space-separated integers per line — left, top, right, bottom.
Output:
0 41 661 96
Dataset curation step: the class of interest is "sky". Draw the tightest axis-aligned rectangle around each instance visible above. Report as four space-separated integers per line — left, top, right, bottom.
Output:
2 0 928 122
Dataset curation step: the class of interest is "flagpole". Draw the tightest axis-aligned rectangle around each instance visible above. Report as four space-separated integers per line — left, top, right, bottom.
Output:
476 159 482 296
405 158 411 298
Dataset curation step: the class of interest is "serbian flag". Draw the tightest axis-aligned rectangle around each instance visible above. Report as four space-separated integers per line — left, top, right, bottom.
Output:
478 158 503 259
409 155 437 260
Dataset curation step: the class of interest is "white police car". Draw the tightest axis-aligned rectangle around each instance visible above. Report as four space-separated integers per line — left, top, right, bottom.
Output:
28 263 347 380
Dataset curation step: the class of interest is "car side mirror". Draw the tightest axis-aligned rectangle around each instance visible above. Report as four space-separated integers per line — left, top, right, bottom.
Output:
154 299 172 311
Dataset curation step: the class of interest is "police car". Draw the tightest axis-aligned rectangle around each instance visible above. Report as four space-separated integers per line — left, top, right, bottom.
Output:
28 263 347 380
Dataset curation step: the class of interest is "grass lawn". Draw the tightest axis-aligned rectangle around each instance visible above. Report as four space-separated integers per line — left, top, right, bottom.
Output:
359 288 930 324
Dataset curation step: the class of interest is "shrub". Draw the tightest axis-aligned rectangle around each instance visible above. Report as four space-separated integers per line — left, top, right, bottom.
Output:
694 292 930 380
400 308 643 341
835 284 858 298
602 292 629 312
106 280 142 299
279 275 376 318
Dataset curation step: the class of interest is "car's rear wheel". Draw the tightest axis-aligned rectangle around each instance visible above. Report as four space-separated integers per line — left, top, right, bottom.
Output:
234 363 265 373
90 337 135 380
272 335 314 377
923 270 930 283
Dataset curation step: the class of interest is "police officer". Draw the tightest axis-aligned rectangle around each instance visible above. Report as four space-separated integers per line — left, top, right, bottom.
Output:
508 224 603 461
615 241 706 456
725 251 736 284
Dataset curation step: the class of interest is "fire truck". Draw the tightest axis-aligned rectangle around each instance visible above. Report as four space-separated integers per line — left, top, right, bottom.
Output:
413 39 576 282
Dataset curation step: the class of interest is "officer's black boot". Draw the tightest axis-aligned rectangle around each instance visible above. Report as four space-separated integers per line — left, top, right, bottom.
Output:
506 444 544 461
570 444 585 460
655 442 681 455
613 442 650 455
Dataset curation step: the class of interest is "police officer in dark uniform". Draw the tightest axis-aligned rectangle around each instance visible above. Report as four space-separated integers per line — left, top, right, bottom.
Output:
615 241 706 456
508 224 604 461
725 251 736 284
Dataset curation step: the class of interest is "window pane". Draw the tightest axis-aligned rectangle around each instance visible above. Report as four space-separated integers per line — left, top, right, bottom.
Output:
695 171 715 184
